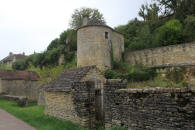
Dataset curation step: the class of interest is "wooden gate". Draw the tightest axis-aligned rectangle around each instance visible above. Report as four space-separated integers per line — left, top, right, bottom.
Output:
95 81 104 122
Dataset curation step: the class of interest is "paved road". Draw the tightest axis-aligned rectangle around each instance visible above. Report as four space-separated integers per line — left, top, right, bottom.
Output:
0 109 35 130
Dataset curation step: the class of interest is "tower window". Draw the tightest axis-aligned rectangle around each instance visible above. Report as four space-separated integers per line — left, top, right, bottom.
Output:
105 32 108 39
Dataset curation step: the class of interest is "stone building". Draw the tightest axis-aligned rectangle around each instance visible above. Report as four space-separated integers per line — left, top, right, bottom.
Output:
44 66 106 127
0 69 40 101
0 52 26 67
77 21 124 71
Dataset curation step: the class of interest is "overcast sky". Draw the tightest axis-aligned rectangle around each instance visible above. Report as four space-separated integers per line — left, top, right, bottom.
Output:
0 0 151 60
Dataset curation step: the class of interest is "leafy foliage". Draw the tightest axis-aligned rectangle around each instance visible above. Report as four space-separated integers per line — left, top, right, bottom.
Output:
105 62 157 82
183 15 195 42
115 0 195 51
153 19 183 46
139 3 160 21
12 60 27 70
0 63 12 70
70 7 106 29
156 0 195 20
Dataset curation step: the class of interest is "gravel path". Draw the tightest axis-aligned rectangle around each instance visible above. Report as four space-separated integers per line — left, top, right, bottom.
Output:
0 109 35 130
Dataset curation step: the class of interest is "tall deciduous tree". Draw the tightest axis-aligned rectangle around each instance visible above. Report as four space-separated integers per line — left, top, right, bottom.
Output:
69 7 106 29
139 3 160 21
156 0 195 20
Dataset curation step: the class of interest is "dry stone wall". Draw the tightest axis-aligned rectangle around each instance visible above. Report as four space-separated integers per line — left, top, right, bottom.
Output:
45 91 83 124
45 81 96 128
0 79 2 93
72 81 96 128
104 81 195 130
125 43 195 66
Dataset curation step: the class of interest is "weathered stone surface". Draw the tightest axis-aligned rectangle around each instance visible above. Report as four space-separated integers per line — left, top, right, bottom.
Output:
125 43 195 67
77 25 124 71
45 81 96 128
104 82 195 130
0 80 40 101
0 70 40 101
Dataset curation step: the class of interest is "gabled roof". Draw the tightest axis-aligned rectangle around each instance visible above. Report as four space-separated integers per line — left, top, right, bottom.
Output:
0 54 26 63
44 65 96 92
0 69 39 81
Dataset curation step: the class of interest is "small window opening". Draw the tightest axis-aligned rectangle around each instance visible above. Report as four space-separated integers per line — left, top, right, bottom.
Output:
105 32 108 39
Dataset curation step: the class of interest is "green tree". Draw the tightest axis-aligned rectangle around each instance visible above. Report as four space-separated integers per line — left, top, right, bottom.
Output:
47 38 60 51
70 7 106 29
12 60 27 70
156 0 195 20
183 15 195 42
139 3 160 21
153 19 183 46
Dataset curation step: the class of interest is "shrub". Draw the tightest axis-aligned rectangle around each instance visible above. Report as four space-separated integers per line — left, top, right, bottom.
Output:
153 19 183 46
105 69 120 79
0 63 12 70
183 15 195 42
166 67 185 83
64 52 75 62
12 60 27 70
105 63 157 82
28 65 65 84
17 98 28 107
113 61 131 72
126 71 152 82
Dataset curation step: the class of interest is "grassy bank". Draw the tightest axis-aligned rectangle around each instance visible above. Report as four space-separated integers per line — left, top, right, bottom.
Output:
0 98 125 130
0 98 86 130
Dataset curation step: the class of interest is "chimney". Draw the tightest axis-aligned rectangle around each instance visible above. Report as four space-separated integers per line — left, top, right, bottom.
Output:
9 52 13 56
23 52 25 56
82 15 89 26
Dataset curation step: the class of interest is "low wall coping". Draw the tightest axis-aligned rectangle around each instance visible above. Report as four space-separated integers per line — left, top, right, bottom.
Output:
115 87 194 94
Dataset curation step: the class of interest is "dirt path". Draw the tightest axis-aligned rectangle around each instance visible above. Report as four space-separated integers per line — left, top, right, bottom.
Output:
0 109 35 130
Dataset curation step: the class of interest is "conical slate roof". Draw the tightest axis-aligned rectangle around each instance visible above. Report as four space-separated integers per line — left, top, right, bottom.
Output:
44 65 96 92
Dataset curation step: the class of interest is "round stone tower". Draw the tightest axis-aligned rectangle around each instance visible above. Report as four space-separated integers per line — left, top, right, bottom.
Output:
77 25 124 71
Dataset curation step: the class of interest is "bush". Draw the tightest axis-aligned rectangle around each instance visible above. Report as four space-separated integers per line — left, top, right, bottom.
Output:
28 65 66 84
64 52 75 62
0 63 12 70
17 98 28 107
12 60 27 70
105 63 157 82
183 15 195 42
166 67 185 83
153 19 183 46
126 71 152 82
105 70 120 79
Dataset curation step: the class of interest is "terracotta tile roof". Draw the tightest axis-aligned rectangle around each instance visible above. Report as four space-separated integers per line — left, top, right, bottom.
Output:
44 65 96 92
0 69 39 81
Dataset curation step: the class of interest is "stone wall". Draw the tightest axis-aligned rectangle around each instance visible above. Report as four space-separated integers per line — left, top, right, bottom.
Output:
112 31 124 61
45 91 83 124
0 79 2 93
125 43 195 66
77 25 124 71
38 88 46 105
45 81 96 128
1 80 40 101
104 81 195 129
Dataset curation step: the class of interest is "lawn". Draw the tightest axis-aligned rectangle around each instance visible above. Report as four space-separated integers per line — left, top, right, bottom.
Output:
0 97 87 130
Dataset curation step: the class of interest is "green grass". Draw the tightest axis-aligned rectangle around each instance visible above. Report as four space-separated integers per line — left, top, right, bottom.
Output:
0 98 87 130
128 74 186 88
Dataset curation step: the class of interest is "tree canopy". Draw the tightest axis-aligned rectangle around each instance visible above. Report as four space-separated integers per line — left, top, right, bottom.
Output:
69 7 106 29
